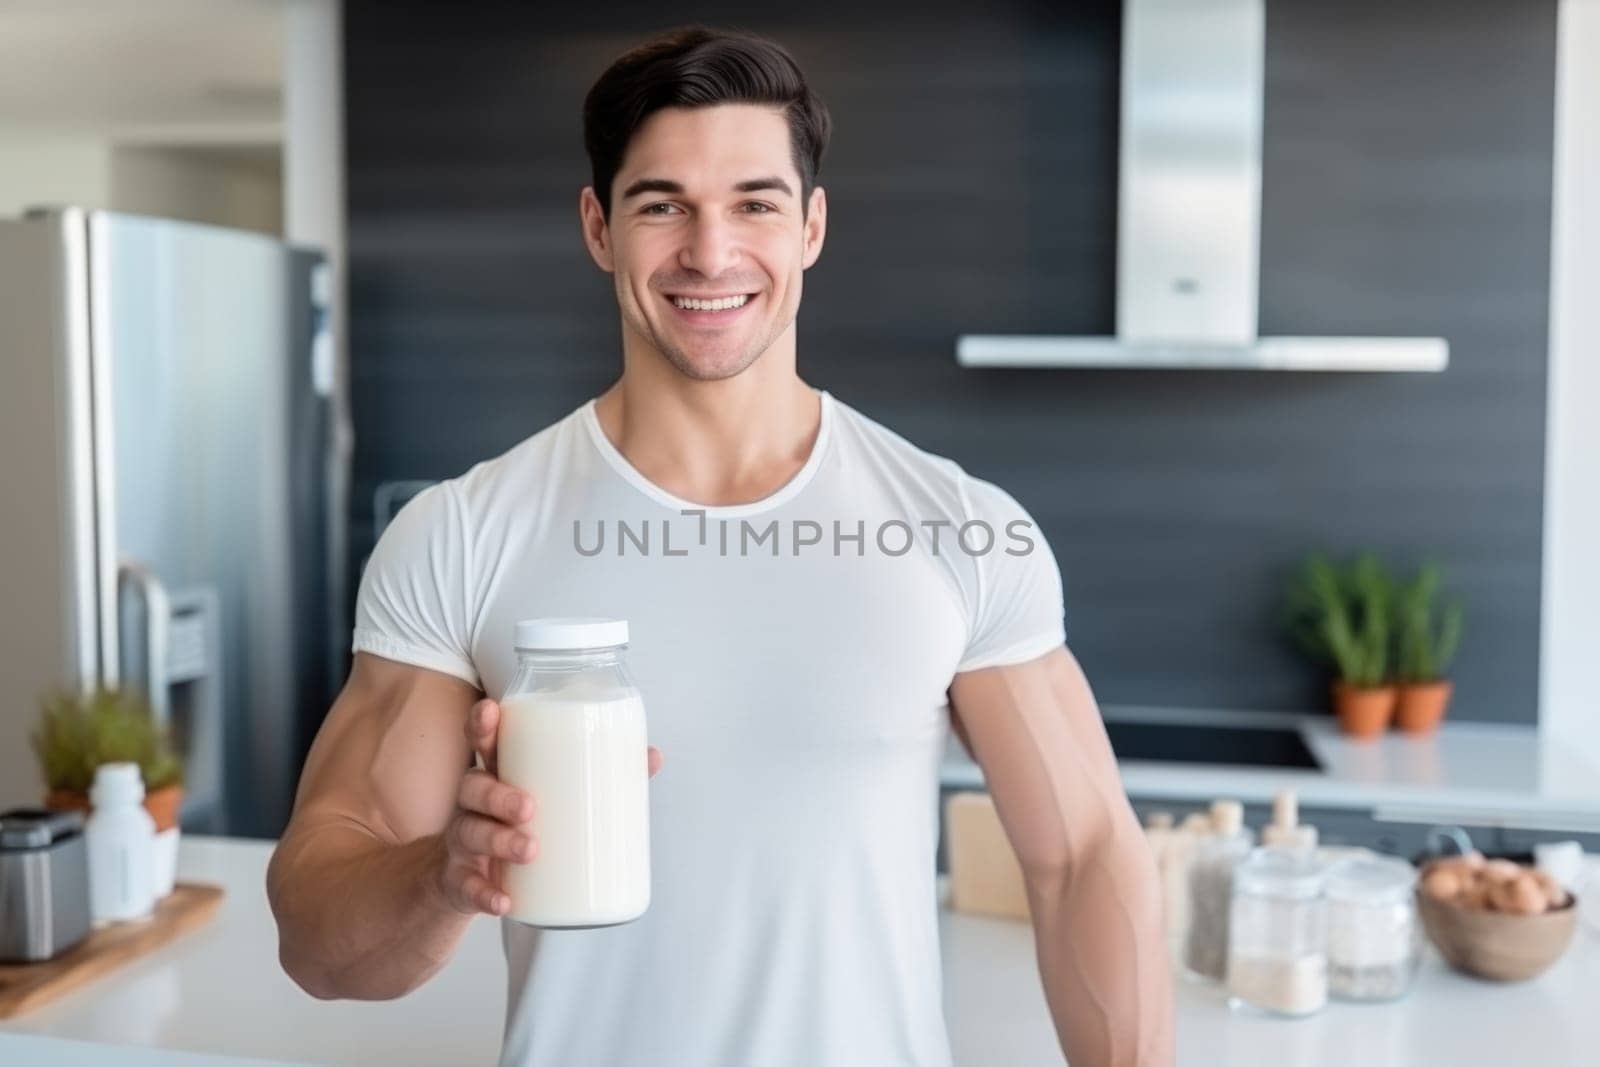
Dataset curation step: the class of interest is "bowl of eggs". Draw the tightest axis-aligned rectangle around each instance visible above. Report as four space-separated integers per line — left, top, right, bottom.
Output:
1416 852 1578 981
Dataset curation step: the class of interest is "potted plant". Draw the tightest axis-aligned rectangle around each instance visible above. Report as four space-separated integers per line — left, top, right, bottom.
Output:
1394 562 1464 734
1286 552 1397 738
31 686 184 831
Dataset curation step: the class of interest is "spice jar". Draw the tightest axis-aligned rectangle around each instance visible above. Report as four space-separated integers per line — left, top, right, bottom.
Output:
1183 800 1254 981
1226 847 1328 1017
1324 852 1420 1001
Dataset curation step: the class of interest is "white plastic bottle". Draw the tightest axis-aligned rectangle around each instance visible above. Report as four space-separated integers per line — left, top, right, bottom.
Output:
85 762 157 925
497 617 651 927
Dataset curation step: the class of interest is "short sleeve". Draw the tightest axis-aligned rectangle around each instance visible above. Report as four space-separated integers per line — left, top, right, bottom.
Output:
954 475 1067 673
351 480 481 688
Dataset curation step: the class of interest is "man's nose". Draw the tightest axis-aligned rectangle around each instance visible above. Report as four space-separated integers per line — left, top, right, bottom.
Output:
678 213 740 279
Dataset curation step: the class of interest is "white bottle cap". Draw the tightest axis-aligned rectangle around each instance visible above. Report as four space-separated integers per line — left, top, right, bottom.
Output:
90 762 146 807
1271 789 1298 830
1290 825 1319 853
514 617 629 651
1210 799 1244 836
1263 823 1320 853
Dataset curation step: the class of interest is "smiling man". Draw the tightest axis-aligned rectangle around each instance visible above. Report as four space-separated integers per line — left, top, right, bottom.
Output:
267 25 1171 1067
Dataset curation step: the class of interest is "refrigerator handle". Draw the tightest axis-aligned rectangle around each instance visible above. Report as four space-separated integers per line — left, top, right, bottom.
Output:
117 559 172 728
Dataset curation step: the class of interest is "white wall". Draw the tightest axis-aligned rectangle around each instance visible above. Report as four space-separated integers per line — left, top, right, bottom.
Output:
284 0 351 698
1541 0 1600 771
110 145 283 234
0 126 282 234
0 126 112 215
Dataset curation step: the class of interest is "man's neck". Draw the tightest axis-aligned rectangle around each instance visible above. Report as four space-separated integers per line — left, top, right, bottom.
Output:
592 368 823 509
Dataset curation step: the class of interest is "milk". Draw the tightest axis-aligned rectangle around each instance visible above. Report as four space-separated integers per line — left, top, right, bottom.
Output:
497 682 651 927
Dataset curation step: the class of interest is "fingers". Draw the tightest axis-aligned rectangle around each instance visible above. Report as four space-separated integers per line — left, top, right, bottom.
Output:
458 768 534 824
464 698 501 775
457 870 512 921
647 745 663 778
448 811 537 865
439 853 510 917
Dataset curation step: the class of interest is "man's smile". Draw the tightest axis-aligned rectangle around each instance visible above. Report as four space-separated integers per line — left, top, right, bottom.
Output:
660 289 761 326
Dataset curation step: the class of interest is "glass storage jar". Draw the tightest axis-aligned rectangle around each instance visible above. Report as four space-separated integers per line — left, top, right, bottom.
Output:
1324 852 1420 1001
1226 847 1328 1017
498 617 651 928
1184 800 1255 981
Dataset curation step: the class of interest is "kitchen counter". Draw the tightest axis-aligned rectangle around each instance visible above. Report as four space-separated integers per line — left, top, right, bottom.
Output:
947 876 1600 1067
3 837 1598 1065
0 1032 311 1066
942 705 1600 833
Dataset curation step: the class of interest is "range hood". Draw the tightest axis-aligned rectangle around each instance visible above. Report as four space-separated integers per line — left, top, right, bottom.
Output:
957 0 1447 372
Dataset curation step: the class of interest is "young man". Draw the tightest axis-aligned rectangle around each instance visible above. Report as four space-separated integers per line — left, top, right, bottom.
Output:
268 26 1172 1067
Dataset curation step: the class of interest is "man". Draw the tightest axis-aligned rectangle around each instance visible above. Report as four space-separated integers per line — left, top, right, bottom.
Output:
267 25 1172 1067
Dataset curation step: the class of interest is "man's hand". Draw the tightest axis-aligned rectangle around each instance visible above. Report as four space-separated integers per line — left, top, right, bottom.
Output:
437 698 665 917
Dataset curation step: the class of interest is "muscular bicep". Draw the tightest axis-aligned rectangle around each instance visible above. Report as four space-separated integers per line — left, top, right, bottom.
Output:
947 645 1126 882
286 651 482 846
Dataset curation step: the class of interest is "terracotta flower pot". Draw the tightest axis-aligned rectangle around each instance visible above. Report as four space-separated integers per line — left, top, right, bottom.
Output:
1396 680 1453 735
143 784 184 832
44 781 184 831
44 788 91 814
1331 682 1397 738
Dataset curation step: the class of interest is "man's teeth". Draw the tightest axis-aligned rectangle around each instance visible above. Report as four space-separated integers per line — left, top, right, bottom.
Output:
671 293 751 312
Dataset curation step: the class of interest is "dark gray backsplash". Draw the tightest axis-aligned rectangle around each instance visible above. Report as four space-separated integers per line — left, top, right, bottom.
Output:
346 0 1555 722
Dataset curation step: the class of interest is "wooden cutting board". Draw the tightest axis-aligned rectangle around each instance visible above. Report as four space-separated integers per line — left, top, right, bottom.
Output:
0 882 223 1019
946 791 1032 921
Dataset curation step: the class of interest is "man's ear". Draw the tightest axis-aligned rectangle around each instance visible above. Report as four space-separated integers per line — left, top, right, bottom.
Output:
801 185 827 270
579 186 615 273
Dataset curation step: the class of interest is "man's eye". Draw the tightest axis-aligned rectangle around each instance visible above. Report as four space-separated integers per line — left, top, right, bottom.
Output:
643 203 679 215
743 202 775 214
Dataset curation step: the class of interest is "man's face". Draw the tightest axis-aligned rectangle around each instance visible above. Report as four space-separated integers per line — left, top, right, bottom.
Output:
581 104 826 381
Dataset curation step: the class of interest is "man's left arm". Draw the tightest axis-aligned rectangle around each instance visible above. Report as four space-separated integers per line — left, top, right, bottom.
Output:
949 644 1174 1067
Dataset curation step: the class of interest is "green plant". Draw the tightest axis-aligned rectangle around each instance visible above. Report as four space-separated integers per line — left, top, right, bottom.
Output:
31 686 183 795
1284 552 1395 688
1395 562 1465 683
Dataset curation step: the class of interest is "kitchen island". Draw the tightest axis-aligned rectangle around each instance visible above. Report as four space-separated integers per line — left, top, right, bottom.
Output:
2 837 1596 1066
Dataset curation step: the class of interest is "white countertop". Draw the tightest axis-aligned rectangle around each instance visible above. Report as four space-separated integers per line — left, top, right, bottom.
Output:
947 880 1600 1067
942 706 1600 832
3 838 505 1067
3 837 1599 1066
0 1032 311 1066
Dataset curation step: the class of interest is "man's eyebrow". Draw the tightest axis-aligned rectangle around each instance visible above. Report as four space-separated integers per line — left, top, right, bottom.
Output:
733 176 793 197
619 176 795 200
620 178 683 200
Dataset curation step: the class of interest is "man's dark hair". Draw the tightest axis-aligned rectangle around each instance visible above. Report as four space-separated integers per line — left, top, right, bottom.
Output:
583 26 831 222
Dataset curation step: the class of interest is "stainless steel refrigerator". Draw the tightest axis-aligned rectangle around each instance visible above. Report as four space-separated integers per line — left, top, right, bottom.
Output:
0 208 343 838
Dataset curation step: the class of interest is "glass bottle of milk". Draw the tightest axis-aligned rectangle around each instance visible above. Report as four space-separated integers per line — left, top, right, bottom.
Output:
498 617 651 928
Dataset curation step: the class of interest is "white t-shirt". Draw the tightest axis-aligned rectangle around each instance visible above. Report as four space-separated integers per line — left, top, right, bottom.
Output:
352 388 1066 1067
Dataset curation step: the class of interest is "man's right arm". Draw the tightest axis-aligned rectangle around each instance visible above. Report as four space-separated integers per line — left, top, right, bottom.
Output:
265 651 534 1001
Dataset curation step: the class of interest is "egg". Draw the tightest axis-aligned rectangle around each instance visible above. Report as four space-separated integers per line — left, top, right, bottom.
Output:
1530 869 1571 910
1423 867 1462 901
1459 882 1493 911
1485 858 1523 883
1507 875 1548 915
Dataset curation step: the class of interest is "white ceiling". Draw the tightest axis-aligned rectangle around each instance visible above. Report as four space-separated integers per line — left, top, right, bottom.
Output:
0 0 285 143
